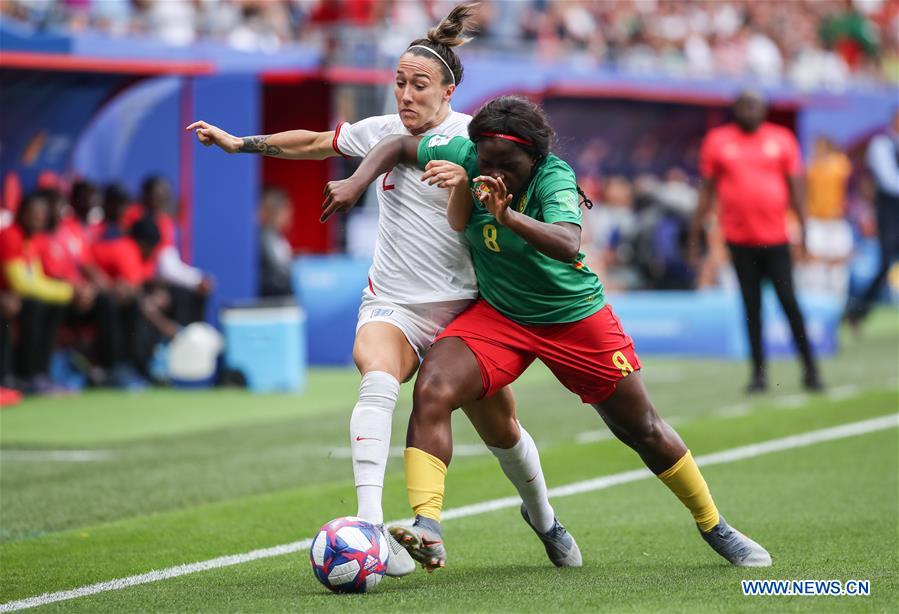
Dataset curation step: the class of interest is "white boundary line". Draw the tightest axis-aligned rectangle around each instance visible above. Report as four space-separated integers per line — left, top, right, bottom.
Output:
0 450 112 462
1 413 896 612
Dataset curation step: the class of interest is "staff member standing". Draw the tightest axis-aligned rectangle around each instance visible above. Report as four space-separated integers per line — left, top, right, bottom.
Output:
690 90 823 394
846 109 899 327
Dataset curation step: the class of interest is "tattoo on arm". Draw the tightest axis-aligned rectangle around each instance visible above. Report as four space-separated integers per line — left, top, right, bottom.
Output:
239 135 283 156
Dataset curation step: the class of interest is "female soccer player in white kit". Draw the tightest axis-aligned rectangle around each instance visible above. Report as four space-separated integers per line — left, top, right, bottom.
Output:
188 3 579 575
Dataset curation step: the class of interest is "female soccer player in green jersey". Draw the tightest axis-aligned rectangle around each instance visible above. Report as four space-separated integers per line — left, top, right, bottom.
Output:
322 95 771 572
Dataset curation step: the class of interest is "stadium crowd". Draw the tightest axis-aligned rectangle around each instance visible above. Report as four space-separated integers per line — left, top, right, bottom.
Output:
0 175 214 405
1 0 896 87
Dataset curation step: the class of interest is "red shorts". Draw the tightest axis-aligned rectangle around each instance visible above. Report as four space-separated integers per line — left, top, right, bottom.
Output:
435 300 642 404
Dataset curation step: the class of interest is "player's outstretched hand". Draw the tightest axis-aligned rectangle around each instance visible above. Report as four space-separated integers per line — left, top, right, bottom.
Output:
421 160 468 189
186 120 241 154
321 178 365 222
473 175 513 224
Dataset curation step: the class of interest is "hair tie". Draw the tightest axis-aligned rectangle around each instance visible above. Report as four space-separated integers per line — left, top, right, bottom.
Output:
407 45 455 85
478 132 534 147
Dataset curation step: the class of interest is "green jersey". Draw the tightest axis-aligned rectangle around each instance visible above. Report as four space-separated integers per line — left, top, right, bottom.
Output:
418 134 605 324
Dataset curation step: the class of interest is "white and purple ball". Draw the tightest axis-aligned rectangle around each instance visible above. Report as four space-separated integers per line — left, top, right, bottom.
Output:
309 516 389 593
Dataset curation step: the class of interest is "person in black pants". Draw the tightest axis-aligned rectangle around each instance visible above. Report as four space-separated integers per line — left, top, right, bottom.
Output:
0 292 20 389
0 193 90 394
846 110 899 326
727 244 819 391
691 91 823 393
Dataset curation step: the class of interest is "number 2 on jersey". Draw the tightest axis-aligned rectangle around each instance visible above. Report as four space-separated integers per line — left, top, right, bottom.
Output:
483 224 501 252
381 169 395 191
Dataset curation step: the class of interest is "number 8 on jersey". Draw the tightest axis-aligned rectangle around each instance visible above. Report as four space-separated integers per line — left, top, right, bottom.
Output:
483 224 501 252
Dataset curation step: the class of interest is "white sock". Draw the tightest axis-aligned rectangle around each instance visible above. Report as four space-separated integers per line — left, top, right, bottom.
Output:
350 371 400 525
488 425 555 533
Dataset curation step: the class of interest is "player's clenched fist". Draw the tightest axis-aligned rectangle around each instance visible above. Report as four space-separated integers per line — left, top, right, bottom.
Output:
421 160 468 189
320 177 365 222
185 120 241 154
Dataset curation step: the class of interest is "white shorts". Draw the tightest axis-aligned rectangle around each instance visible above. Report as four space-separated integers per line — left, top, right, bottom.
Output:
807 219 853 260
355 288 473 359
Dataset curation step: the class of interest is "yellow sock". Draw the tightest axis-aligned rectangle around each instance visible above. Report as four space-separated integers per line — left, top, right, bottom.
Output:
657 450 720 532
404 447 447 521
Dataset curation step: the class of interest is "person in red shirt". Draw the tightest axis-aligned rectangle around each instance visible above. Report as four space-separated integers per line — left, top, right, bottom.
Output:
122 176 213 326
92 227 155 288
98 183 131 240
39 186 151 385
121 178 176 250
690 91 822 393
38 188 101 292
0 193 91 394
69 180 104 245
92 216 178 383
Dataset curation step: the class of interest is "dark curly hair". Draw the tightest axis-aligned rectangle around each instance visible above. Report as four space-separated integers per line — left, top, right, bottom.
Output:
469 96 594 208
468 95 555 159
405 3 480 86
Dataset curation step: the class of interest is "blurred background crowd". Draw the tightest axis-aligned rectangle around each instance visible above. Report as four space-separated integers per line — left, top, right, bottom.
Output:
0 174 295 402
2 0 897 87
0 176 206 400
1 1 896 404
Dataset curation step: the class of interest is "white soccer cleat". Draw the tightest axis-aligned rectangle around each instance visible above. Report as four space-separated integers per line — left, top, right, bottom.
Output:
378 524 416 577
700 516 772 567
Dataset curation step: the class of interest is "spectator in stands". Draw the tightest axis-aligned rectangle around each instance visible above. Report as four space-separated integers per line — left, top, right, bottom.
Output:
258 186 294 299
70 179 103 240
40 186 149 387
632 172 695 290
0 193 90 394
38 188 103 300
123 176 213 325
690 90 823 394
802 137 853 295
100 183 131 238
3 0 895 85
846 108 899 327
122 176 174 247
655 167 697 217
594 175 640 290
92 216 178 383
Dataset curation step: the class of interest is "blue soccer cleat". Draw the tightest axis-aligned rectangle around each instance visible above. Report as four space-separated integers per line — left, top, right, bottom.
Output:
520 503 583 568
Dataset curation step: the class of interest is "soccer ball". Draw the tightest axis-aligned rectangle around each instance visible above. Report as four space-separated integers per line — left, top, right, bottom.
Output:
309 517 389 593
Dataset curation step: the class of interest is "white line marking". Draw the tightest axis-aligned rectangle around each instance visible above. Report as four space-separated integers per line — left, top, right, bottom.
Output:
827 385 860 401
773 393 808 409
576 415 688 444
714 403 752 418
573 430 615 444
1 414 895 613
0 450 112 462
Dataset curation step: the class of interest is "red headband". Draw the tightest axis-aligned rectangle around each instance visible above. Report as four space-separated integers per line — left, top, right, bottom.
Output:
478 132 534 147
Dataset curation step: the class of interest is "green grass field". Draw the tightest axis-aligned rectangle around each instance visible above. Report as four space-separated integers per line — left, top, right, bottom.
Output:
1 312 897 612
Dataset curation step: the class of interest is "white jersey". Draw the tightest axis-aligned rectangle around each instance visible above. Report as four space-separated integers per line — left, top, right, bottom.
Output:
335 110 478 303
